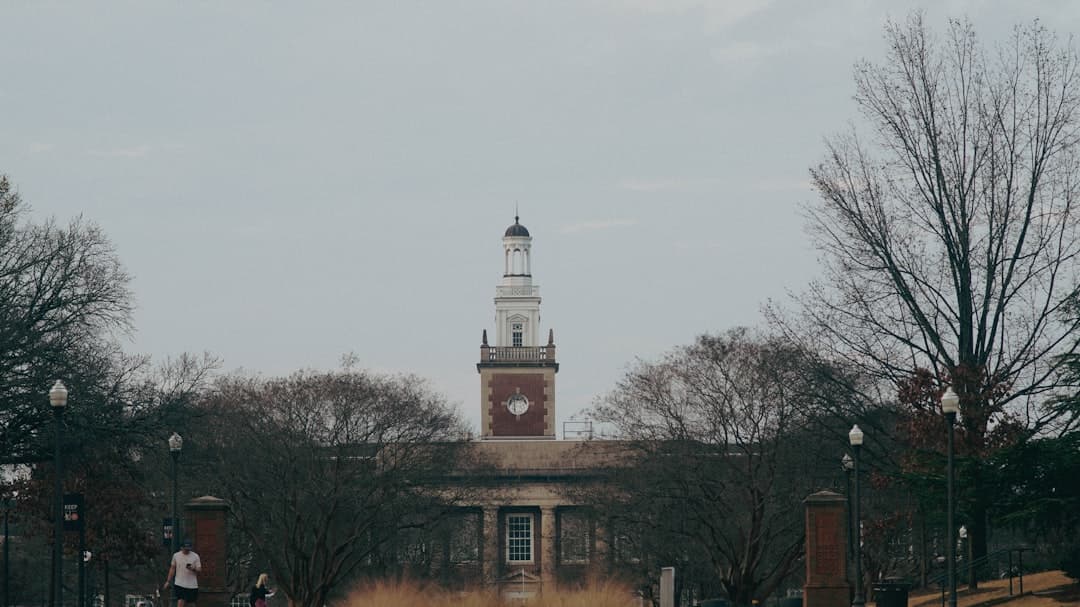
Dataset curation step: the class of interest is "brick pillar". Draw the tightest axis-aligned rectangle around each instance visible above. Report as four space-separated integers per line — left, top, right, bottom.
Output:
804 491 850 607
185 496 229 607
540 506 557 592
482 506 500 585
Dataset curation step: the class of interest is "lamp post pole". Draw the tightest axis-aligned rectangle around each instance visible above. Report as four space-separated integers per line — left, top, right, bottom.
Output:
941 386 960 607
50 381 68 607
842 453 854 583
849 425 865 607
4 497 10 607
168 433 183 607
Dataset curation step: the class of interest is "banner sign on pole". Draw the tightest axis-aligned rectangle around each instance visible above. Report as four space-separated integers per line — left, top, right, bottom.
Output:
63 493 84 532
162 518 174 547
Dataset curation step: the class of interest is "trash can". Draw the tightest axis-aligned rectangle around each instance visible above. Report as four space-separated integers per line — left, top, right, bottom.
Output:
872 578 910 607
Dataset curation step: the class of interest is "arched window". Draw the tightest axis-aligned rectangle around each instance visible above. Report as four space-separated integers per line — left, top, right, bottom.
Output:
511 249 524 274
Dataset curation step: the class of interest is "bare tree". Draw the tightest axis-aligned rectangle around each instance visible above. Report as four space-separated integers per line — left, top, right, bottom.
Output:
0 175 132 463
590 329 843 604
782 14 1080 562
200 369 471 607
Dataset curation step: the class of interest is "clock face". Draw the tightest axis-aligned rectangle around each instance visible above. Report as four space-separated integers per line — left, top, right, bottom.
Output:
506 393 529 416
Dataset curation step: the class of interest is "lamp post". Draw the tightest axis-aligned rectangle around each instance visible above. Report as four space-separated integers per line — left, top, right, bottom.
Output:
168 432 182 607
81 551 91 607
50 380 68 607
941 386 960 607
4 494 11 607
849 425 864 607
842 453 855 582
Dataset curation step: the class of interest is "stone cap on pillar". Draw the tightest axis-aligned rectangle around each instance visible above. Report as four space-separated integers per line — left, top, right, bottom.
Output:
804 490 845 504
185 495 230 511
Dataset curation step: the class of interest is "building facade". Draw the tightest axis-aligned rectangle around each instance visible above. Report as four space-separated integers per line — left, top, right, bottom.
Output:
444 216 620 598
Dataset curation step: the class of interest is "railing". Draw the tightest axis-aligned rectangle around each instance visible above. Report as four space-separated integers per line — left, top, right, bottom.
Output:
928 547 1028 606
483 346 554 362
563 421 593 440
496 285 540 297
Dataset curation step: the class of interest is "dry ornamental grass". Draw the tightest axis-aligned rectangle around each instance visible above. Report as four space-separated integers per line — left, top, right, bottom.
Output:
344 579 640 607
343 571 1080 607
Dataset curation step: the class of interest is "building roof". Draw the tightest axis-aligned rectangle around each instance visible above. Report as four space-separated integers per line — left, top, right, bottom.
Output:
504 216 530 238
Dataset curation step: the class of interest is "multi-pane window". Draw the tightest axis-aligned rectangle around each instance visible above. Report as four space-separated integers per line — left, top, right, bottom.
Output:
395 527 429 565
506 514 533 563
613 530 642 564
512 322 524 347
559 509 590 564
449 511 480 564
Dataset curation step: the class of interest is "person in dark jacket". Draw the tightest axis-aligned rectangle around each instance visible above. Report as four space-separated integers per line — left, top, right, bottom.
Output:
249 574 275 607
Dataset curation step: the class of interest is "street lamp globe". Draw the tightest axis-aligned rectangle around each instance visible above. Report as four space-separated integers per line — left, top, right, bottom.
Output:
959 525 967 539
941 386 960 416
849 424 864 446
49 380 68 409
168 432 183 453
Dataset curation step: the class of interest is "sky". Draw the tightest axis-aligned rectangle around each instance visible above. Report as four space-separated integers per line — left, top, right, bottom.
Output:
3 1 1079 436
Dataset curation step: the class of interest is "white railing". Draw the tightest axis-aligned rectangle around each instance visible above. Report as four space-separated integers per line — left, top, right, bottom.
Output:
484 347 553 362
496 286 540 297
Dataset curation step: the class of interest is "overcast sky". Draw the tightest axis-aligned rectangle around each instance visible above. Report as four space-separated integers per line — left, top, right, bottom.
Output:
3 1 1079 435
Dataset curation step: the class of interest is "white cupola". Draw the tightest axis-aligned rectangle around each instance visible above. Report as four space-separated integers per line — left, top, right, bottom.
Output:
494 215 542 347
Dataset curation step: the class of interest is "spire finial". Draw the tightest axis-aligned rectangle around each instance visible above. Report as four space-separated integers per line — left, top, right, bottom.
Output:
482 329 488 346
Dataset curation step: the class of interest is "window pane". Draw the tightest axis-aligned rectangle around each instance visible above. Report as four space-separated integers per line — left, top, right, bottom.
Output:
614 530 641 564
559 510 590 564
395 527 429 565
507 514 532 563
450 512 480 564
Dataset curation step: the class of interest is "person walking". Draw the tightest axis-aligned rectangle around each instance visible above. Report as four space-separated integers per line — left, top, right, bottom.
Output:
249 573 275 607
163 539 202 607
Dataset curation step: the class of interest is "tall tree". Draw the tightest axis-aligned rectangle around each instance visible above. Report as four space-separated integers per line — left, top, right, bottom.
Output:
0 174 133 463
589 329 845 604
784 14 1080 562
199 368 471 607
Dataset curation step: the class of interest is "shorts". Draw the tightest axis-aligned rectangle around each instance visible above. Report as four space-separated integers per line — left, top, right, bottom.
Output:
175 586 199 603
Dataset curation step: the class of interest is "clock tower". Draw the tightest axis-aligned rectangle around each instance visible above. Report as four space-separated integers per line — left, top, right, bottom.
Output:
477 216 558 439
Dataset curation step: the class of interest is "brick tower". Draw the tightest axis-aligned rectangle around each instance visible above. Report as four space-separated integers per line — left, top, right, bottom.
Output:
477 216 558 439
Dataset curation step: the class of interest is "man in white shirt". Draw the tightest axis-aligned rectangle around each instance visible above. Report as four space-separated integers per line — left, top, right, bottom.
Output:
163 539 202 607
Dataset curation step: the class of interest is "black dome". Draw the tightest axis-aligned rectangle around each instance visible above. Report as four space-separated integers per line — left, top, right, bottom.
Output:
504 216 530 237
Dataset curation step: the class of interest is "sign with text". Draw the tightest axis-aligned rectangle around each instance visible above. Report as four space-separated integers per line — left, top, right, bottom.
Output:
63 493 84 532
162 518 174 547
